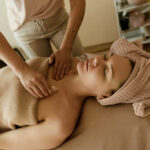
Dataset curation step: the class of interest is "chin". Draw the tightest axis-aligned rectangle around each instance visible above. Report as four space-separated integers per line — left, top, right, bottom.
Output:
77 61 84 74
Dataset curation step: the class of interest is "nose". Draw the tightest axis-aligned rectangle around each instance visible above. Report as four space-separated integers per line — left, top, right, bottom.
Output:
92 56 105 67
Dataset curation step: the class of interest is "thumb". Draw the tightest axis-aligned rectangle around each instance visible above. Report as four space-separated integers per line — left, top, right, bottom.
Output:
49 53 55 64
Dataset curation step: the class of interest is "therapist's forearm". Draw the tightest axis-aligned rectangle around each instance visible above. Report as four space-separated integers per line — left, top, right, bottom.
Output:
60 0 85 52
0 32 28 75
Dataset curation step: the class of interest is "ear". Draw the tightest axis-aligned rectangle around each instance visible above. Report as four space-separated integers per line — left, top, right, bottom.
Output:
96 95 105 100
96 92 112 100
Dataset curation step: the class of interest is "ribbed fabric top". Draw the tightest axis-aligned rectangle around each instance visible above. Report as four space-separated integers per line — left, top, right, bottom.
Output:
98 38 150 117
5 0 64 31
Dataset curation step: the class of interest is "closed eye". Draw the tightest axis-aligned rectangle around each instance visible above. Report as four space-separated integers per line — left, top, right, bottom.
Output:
103 54 108 76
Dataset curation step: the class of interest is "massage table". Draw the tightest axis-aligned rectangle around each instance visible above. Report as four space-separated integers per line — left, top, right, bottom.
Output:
55 98 150 150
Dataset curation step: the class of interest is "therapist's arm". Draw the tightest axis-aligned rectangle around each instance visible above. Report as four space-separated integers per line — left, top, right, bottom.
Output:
49 0 86 80
0 32 52 98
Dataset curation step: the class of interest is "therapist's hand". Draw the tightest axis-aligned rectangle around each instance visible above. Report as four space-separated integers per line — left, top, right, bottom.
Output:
49 49 72 80
18 66 52 98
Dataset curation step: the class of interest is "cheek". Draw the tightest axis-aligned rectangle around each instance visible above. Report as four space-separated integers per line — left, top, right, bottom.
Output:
82 73 105 90
78 65 107 90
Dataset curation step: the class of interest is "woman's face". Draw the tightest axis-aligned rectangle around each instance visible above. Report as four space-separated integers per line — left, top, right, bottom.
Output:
77 53 132 97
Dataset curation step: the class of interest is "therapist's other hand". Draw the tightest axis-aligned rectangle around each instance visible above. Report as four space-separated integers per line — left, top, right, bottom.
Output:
49 49 71 80
18 66 52 98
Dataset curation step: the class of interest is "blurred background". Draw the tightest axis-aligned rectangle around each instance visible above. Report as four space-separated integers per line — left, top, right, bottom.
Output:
0 0 119 57
0 0 150 59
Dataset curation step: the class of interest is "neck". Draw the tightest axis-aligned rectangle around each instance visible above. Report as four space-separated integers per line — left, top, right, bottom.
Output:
61 74 92 99
51 58 96 100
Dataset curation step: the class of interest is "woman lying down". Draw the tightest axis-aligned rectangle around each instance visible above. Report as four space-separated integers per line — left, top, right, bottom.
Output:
0 37 150 150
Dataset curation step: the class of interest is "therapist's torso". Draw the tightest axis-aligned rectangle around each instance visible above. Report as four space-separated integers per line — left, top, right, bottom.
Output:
5 0 64 31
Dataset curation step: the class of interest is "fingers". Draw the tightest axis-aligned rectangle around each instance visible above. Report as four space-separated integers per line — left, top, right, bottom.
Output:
27 81 58 99
28 87 39 98
65 63 71 75
60 63 68 78
52 60 71 80
27 86 44 99
19 65 55 98
33 77 52 98
51 50 72 80
26 76 52 98
36 81 50 97
49 53 55 64
53 60 59 80
32 85 45 98
27 82 46 98
56 63 64 80
40 78 52 94
54 62 69 80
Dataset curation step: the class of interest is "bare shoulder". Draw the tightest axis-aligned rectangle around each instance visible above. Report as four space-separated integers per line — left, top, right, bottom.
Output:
37 92 83 126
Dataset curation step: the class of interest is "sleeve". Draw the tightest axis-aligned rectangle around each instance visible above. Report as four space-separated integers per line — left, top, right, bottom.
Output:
110 38 143 56
132 99 150 117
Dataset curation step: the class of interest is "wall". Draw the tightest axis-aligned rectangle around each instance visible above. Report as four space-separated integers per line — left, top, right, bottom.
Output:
65 0 119 47
0 0 18 47
0 0 119 50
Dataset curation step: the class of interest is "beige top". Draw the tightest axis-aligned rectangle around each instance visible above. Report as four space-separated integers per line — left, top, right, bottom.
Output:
5 0 64 31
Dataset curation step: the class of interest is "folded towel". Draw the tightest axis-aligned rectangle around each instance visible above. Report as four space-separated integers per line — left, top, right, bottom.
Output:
0 57 49 133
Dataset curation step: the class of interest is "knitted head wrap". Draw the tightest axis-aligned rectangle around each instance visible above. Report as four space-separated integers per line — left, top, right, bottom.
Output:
97 38 150 106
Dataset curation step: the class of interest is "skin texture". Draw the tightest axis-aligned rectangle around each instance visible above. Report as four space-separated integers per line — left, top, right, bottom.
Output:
0 53 132 150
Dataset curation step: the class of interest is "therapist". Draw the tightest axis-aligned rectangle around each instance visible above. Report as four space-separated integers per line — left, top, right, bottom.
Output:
0 32 52 98
6 0 86 81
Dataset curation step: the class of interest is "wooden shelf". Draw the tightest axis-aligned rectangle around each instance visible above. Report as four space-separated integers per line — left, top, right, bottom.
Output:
114 0 150 44
143 37 150 44
118 1 150 13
